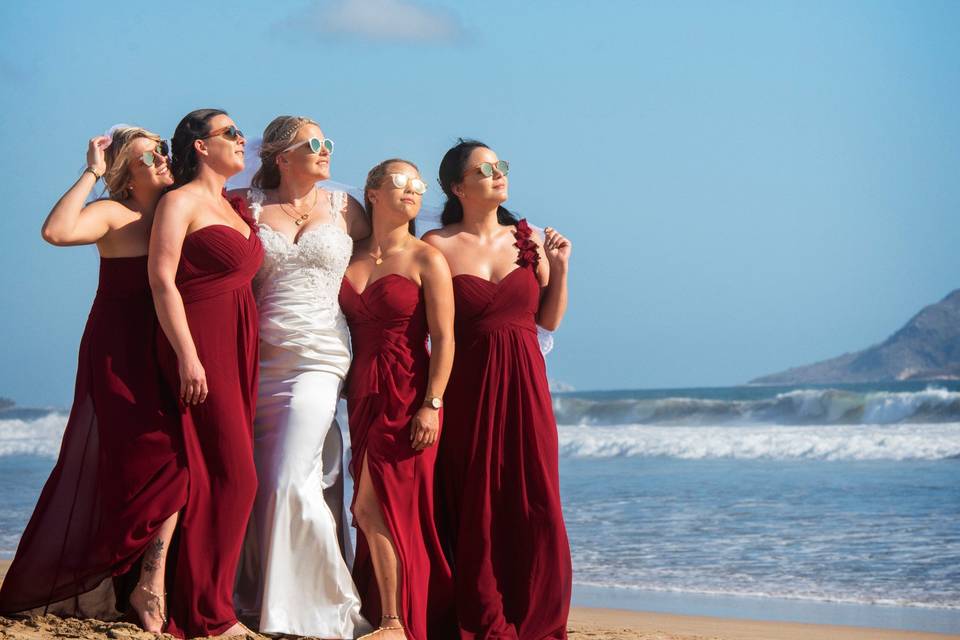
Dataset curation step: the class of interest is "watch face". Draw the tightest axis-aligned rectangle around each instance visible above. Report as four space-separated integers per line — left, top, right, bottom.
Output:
430 397 442 409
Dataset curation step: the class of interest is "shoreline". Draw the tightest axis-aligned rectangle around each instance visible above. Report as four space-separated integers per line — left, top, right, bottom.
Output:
572 583 960 634
3 561 958 639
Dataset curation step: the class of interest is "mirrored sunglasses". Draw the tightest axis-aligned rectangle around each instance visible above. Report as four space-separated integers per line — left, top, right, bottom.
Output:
389 173 428 195
479 160 509 177
203 125 244 141
140 140 170 167
283 136 335 155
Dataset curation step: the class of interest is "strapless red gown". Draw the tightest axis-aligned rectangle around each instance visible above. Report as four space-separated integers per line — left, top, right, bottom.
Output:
436 221 572 639
0 256 188 618
157 198 263 638
339 274 456 640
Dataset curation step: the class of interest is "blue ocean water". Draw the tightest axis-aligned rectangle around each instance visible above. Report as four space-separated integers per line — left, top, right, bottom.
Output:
2 383 959 632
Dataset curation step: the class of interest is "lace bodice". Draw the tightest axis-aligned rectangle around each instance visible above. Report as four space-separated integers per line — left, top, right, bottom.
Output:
248 187 354 373
251 188 353 306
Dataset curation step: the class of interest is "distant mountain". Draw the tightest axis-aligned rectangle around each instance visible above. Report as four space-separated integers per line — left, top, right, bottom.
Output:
751 290 960 385
0 397 13 411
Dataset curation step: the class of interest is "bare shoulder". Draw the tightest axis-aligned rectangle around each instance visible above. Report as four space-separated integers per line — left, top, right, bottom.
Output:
83 197 128 217
77 199 132 231
412 238 446 264
421 224 461 245
412 239 452 279
157 188 200 219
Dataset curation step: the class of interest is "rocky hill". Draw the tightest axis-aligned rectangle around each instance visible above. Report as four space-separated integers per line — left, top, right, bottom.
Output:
751 290 960 384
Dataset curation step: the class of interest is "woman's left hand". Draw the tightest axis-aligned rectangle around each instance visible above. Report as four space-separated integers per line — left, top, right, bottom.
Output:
543 227 571 269
410 407 440 451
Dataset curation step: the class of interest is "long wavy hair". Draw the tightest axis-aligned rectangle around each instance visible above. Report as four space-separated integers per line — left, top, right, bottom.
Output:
102 126 163 201
170 108 227 187
365 159 418 236
438 138 518 227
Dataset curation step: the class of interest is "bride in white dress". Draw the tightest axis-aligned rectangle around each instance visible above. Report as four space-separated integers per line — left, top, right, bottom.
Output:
232 116 371 638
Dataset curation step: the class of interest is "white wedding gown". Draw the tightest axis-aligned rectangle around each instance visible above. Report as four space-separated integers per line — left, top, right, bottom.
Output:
235 188 370 638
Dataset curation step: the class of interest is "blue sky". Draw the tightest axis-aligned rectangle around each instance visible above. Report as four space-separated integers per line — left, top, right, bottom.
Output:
1 0 958 406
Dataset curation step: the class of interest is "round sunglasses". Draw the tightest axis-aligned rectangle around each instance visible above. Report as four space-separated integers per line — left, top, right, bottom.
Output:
282 136 335 155
464 159 510 179
389 173 427 195
140 140 170 167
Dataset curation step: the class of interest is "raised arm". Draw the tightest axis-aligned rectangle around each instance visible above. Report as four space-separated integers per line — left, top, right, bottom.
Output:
148 192 207 406
41 137 114 246
535 227 571 331
410 246 455 451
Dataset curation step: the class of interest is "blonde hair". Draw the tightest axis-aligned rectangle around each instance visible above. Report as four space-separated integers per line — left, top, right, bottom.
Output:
252 115 319 189
102 126 162 201
364 158 420 235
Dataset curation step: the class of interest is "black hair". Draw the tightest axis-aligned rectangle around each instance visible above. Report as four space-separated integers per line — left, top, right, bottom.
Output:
170 108 227 187
438 138 518 227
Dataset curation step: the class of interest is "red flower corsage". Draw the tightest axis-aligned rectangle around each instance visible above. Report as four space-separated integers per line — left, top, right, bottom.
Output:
513 218 540 269
223 189 252 223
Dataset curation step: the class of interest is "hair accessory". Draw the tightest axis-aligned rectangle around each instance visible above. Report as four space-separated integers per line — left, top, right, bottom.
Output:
102 123 135 147
274 118 308 144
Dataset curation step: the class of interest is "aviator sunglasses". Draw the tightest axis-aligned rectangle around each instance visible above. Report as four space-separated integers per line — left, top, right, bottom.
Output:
202 125 245 141
140 140 170 167
389 173 428 195
282 136 335 155
464 160 510 178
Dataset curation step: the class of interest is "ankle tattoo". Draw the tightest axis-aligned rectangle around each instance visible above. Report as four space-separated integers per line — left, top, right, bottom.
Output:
143 537 164 573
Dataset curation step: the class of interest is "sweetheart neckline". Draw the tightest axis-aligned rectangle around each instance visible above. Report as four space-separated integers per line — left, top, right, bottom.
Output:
451 267 525 287
258 221 351 246
185 223 253 242
342 273 419 297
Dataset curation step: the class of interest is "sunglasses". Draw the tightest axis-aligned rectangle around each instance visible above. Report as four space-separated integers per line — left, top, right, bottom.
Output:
140 140 170 167
282 136 335 155
202 125 244 141
389 173 428 195
465 160 510 178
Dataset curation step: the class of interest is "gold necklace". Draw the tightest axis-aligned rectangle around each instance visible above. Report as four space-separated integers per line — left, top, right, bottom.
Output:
369 238 410 265
278 187 318 226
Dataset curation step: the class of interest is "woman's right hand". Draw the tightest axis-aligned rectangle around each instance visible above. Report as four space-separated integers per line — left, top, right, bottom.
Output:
86 136 110 177
179 356 208 405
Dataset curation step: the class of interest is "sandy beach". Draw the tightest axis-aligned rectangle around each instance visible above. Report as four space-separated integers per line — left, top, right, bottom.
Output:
2 560 957 640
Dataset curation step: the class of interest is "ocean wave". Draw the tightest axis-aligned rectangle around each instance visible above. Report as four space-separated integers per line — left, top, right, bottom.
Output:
554 387 960 427
558 422 960 460
0 413 67 458
573 579 960 610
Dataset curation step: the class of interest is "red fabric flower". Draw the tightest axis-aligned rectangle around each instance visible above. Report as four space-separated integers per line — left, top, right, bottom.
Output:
223 189 253 224
513 218 540 270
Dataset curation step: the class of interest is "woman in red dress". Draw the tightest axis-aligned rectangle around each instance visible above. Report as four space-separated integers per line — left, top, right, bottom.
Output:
0 127 187 633
425 140 573 639
339 159 456 639
149 109 263 638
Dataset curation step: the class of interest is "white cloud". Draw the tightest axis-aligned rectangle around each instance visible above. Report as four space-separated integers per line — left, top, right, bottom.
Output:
291 0 464 43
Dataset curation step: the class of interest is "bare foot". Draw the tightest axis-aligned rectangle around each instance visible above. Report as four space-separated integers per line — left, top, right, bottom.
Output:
129 583 166 634
358 626 405 640
217 621 259 638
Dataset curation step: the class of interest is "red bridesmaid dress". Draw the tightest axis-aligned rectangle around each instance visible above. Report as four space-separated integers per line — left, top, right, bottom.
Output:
157 196 263 638
0 256 189 618
436 220 572 639
339 274 456 640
